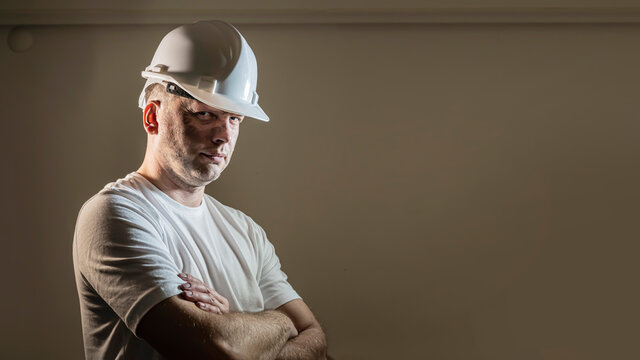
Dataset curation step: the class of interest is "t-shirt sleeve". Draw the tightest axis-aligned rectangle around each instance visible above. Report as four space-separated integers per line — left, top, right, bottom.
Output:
74 192 183 335
252 223 301 309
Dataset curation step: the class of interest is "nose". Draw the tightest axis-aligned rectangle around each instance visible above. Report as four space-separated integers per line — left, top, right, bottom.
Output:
212 119 231 145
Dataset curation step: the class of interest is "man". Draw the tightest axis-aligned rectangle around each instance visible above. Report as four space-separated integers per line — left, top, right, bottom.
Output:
73 20 327 359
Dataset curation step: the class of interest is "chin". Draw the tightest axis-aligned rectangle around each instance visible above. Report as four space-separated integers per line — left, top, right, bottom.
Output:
200 170 222 184
188 164 224 185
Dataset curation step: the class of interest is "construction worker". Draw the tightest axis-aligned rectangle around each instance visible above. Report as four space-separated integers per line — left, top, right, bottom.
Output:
73 20 327 359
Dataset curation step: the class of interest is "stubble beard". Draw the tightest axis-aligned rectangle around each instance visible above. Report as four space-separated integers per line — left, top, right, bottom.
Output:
160 133 222 190
157 104 231 189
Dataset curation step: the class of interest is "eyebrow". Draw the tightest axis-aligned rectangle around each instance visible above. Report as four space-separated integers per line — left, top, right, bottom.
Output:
182 103 243 117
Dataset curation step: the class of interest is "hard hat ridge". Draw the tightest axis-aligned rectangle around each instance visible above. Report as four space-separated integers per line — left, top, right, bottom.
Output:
138 20 269 121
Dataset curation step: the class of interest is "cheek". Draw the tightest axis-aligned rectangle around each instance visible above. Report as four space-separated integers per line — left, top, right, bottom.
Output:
183 123 210 145
228 131 240 152
184 122 199 138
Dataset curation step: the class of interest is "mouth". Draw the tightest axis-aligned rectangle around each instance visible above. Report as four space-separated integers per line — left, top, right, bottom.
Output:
200 152 226 164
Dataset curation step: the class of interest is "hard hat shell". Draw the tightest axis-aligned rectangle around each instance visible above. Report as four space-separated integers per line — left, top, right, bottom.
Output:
138 20 269 121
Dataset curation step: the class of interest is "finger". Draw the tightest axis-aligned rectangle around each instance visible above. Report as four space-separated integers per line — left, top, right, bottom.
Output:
182 290 227 313
180 282 209 294
201 287 228 305
196 301 222 314
177 273 205 286
176 275 229 309
208 294 229 313
182 289 216 306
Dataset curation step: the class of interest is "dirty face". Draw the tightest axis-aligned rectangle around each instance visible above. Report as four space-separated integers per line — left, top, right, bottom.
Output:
155 96 243 189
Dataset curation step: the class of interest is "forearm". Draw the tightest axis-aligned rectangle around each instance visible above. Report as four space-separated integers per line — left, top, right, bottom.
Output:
276 324 327 360
138 296 295 360
217 310 295 360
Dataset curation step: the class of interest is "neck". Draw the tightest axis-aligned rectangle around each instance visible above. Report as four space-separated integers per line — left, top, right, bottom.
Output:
137 160 205 208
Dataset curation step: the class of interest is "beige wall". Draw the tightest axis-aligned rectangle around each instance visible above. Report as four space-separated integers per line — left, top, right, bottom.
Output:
1 16 639 360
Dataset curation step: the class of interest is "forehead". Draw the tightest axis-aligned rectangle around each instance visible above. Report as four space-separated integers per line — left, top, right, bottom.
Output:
175 96 243 117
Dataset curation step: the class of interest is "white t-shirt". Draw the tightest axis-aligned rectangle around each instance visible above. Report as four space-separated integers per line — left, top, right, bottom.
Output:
73 172 300 359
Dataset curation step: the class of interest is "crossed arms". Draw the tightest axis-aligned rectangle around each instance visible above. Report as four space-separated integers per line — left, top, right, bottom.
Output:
137 274 327 360
75 193 326 359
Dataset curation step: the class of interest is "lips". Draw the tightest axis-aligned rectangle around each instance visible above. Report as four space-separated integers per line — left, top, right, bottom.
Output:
200 151 226 163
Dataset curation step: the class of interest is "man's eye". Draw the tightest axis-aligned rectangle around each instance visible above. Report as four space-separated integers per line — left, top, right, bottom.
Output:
194 111 216 119
230 116 243 124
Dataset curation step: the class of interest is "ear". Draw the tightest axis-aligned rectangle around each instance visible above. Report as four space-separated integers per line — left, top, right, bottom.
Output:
143 101 160 135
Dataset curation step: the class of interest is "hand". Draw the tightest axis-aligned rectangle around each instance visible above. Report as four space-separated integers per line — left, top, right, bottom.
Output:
178 273 230 314
287 322 299 339
275 308 299 339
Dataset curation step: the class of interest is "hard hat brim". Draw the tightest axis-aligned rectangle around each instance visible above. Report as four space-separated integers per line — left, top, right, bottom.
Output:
138 75 269 122
179 82 269 122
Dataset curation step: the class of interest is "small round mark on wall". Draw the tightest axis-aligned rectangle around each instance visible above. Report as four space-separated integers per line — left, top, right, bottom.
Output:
8 26 34 53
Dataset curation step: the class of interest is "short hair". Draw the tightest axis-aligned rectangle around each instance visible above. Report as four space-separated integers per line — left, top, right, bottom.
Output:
142 83 165 105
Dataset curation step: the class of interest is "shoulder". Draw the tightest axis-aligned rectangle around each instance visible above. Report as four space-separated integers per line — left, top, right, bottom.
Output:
74 173 165 248
78 173 160 221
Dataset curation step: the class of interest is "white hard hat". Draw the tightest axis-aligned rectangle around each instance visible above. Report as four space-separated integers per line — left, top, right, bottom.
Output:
138 20 269 122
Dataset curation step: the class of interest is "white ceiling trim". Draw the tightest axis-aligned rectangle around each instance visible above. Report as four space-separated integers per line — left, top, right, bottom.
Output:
2 8 640 25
